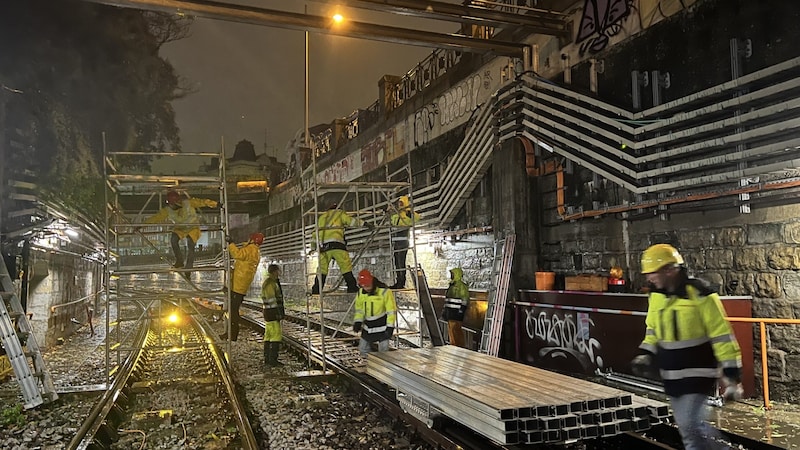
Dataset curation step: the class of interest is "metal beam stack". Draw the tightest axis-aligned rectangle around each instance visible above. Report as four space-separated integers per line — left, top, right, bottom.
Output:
367 346 670 445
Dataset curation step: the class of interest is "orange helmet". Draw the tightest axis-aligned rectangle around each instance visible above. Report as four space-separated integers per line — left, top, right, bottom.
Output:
357 269 373 287
249 232 264 245
166 190 181 205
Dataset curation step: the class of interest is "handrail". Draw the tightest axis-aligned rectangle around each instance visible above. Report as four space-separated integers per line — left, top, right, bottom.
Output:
726 317 800 410
50 292 100 313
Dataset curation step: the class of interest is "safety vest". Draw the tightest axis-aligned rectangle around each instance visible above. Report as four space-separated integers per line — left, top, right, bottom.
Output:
443 269 469 321
261 276 285 322
390 209 418 241
639 278 742 396
354 287 397 342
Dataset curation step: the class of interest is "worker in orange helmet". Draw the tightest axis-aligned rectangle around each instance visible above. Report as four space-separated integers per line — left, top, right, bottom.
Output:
633 244 742 450
145 189 219 270
222 232 263 341
352 269 396 355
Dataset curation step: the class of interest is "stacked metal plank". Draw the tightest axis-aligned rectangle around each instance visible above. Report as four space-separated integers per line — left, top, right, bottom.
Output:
367 346 670 445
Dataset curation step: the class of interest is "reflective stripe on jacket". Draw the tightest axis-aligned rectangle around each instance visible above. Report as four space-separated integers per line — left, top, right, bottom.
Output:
228 242 260 295
639 278 742 396
314 209 362 245
261 276 285 322
442 268 469 321
390 208 420 241
353 287 397 342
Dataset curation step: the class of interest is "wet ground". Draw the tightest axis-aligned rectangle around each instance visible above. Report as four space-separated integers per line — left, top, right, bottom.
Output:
715 400 800 449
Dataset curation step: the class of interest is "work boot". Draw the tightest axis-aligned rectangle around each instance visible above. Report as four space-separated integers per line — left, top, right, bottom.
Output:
263 342 273 367
390 274 406 290
271 342 284 367
310 274 327 295
343 272 359 293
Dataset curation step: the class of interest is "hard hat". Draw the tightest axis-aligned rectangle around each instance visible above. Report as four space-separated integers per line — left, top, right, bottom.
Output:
166 190 181 205
641 244 684 274
398 196 410 208
250 232 264 245
357 269 374 286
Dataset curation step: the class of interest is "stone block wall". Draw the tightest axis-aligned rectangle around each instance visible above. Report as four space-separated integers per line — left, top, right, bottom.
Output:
27 251 102 347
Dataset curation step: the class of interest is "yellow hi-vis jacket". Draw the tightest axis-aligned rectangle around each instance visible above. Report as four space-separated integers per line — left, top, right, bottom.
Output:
354 287 397 343
261 275 285 322
146 198 218 243
312 209 363 250
228 242 260 295
639 277 742 396
390 207 421 241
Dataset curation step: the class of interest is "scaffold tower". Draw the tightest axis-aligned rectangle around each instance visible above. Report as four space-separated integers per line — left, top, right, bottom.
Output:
102 140 230 380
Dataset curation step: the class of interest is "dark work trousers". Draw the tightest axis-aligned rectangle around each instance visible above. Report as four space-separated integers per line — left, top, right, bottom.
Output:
393 238 409 287
170 232 196 269
230 291 244 341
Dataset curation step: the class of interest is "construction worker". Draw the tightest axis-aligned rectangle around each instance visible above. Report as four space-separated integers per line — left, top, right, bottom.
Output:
145 190 219 270
223 232 263 341
261 264 285 367
310 202 373 294
442 267 469 348
353 269 396 354
389 195 421 289
632 244 743 450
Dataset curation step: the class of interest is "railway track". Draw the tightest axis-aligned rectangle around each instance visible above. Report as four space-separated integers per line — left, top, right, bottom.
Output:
67 303 257 449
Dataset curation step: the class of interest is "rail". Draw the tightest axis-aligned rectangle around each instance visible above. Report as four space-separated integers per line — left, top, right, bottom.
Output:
49 291 100 313
726 317 800 410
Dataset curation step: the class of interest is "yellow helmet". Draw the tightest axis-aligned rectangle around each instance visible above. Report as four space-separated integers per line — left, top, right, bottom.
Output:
641 244 684 274
398 196 410 208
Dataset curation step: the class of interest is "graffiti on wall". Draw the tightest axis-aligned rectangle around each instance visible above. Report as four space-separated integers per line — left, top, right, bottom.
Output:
413 105 438 147
318 150 362 183
525 309 604 372
575 0 631 55
574 0 698 56
439 73 483 127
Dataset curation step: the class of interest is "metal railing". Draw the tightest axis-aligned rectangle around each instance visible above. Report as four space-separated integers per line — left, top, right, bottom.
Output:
726 317 800 410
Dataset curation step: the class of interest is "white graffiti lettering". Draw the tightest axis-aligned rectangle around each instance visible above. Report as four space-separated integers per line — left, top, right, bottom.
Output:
525 309 603 368
438 74 481 127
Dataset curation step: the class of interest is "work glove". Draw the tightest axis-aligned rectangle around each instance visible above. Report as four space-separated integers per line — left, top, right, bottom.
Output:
217 202 224 210
384 327 395 340
225 235 233 244
721 375 743 402
353 322 362 333
630 353 658 379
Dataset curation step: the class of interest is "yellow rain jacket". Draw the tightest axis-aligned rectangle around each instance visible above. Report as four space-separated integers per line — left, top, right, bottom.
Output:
146 198 218 243
228 242 260 295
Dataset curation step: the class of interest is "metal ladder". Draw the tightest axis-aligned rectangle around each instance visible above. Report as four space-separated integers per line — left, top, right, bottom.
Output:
0 260 57 408
412 266 445 347
478 233 516 357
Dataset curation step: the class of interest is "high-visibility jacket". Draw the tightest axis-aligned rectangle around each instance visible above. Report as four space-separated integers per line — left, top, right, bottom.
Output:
312 209 363 250
146 198 218 242
639 277 742 396
443 268 470 321
228 242 260 295
390 208 420 242
261 275 285 322
354 287 397 342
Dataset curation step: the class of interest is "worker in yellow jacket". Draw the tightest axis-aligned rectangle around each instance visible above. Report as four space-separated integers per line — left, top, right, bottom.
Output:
633 244 742 450
223 232 262 341
261 264 285 367
310 202 372 294
389 195 421 289
353 269 396 354
145 190 218 270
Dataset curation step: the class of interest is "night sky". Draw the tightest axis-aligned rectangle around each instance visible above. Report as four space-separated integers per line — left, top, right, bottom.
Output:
159 1 456 165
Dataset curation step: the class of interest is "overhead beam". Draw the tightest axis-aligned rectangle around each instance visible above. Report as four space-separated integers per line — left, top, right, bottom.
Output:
81 0 530 57
312 0 569 36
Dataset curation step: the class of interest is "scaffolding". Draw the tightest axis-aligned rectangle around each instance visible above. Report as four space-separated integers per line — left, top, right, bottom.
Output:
102 139 230 380
297 150 437 369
